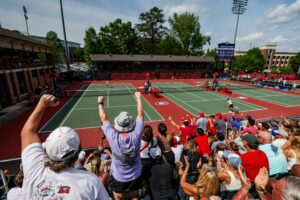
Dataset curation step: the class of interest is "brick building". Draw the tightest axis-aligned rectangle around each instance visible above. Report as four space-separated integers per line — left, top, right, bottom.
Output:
235 44 297 71
0 28 54 110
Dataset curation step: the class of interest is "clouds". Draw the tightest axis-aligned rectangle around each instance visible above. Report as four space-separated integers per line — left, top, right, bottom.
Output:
0 0 299 52
267 0 300 25
237 32 264 42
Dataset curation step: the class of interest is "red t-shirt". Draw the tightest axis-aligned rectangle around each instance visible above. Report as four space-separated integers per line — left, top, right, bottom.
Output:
240 150 269 182
207 119 217 135
180 126 194 144
241 126 258 134
194 135 212 155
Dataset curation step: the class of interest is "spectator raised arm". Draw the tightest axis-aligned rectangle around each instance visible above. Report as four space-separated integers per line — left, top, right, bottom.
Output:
135 92 144 120
98 96 108 125
21 94 59 150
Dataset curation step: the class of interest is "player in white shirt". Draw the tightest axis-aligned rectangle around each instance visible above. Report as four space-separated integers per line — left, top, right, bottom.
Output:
226 98 235 112
20 94 109 200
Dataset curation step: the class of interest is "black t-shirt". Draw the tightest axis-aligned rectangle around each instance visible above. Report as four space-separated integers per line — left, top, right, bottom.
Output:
148 162 175 200
180 149 201 174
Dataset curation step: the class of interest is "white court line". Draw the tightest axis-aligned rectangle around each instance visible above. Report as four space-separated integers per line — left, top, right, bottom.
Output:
165 92 199 114
187 91 206 100
74 104 136 110
38 85 87 133
129 83 165 121
208 91 265 110
184 98 225 103
59 84 91 126
125 84 152 121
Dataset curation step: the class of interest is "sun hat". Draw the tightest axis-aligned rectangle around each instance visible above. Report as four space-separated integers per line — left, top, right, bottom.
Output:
223 150 242 169
149 147 162 159
274 128 288 138
114 111 135 132
43 127 80 161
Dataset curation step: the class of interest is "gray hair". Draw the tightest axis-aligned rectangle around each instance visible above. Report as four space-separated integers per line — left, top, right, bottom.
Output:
284 176 300 200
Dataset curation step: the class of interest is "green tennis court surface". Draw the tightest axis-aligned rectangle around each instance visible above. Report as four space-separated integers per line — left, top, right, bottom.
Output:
153 82 263 115
217 82 300 107
39 84 163 132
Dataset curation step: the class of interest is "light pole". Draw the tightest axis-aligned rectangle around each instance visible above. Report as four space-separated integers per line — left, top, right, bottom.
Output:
22 6 29 36
232 0 248 46
59 0 70 71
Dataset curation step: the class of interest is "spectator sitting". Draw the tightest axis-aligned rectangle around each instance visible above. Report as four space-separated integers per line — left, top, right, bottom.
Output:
74 150 86 170
84 150 101 174
240 133 269 198
217 150 242 199
98 92 144 200
21 94 109 199
257 131 289 179
272 129 288 148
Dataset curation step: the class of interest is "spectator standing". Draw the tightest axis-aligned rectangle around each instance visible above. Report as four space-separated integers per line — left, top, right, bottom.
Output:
148 147 176 200
207 115 217 135
21 94 109 199
213 113 226 134
193 128 212 155
7 169 23 200
241 117 258 135
283 136 300 170
98 92 144 200
171 135 184 163
211 132 228 151
196 112 207 131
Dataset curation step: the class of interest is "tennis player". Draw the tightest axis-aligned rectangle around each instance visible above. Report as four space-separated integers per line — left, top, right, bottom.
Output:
226 98 235 112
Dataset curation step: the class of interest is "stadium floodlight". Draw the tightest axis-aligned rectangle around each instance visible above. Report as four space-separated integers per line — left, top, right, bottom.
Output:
22 6 29 36
59 0 70 70
232 0 248 45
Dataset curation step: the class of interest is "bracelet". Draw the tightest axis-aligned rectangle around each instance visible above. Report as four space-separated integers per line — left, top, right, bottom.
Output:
98 102 104 105
256 187 266 194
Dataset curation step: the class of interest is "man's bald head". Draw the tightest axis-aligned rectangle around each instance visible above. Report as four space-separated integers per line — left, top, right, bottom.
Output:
258 131 272 143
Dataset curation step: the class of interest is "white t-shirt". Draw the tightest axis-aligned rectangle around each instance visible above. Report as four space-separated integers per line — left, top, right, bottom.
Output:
171 144 184 163
227 100 233 105
7 187 22 200
272 139 288 149
21 143 109 200
140 137 157 159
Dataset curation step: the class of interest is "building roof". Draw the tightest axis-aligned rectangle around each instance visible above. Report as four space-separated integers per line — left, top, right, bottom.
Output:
275 52 297 55
0 28 53 53
30 35 81 47
90 54 214 63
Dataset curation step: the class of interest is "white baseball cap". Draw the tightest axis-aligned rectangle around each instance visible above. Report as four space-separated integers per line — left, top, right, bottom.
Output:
43 127 80 161
149 147 162 159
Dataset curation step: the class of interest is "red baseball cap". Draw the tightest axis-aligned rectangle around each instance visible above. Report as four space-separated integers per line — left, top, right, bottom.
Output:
199 112 205 117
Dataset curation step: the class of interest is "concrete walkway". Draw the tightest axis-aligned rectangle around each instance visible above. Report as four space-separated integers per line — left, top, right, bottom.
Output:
0 101 34 126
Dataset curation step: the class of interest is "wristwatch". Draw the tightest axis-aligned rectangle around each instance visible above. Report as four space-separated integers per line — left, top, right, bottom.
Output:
98 101 104 105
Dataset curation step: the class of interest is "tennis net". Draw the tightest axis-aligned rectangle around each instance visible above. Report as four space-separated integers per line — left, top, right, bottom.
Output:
65 85 208 97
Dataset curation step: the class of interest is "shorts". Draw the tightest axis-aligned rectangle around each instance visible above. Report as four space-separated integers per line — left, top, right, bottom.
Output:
109 174 142 193
229 104 234 108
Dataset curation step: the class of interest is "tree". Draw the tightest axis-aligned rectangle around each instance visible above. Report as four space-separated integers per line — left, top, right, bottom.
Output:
158 34 183 55
136 7 167 54
73 48 84 62
232 48 265 73
290 52 300 74
279 66 294 74
205 48 217 58
169 12 210 55
46 31 64 64
83 27 100 67
99 18 141 54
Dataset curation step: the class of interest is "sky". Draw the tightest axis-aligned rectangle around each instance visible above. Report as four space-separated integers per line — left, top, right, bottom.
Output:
1 0 300 52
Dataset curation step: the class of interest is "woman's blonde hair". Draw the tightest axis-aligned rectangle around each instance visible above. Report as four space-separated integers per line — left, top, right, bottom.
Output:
196 164 220 197
185 140 198 153
289 136 300 163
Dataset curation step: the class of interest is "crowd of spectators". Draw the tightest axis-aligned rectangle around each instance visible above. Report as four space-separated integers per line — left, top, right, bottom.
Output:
0 55 44 70
4 92 300 199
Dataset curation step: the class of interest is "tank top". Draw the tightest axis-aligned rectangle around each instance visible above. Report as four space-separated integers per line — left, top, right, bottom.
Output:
287 149 297 170
220 170 241 191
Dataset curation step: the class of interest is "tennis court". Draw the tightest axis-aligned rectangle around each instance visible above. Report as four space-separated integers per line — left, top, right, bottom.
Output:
153 82 264 116
39 84 163 132
219 82 300 107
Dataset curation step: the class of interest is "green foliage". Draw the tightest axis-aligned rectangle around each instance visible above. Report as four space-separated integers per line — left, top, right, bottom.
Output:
136 7 167 54
169 12 210 55
46 31 64 64
158 35 183 55
232 48 265 73
73 48 84 62
37 53 46 63
279 66 294 74
83 27 100 67
205 48 217 58
99 18 141 54
290 52 300 73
